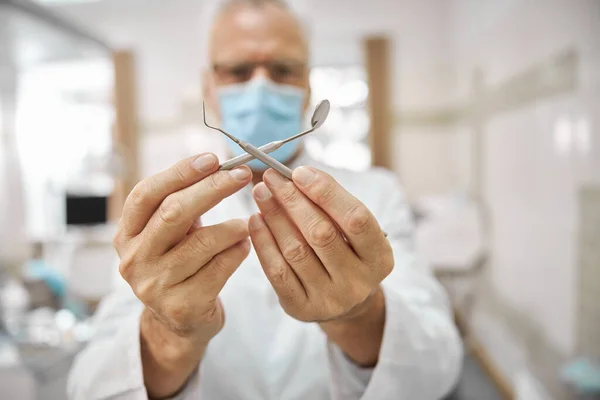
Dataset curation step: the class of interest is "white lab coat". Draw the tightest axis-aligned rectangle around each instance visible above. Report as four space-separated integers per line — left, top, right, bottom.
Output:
67 153 463 400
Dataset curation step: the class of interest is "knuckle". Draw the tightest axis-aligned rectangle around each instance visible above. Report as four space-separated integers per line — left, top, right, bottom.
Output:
378 249 395 276
206 172 228 192
278 186 302 205
118 253 137 282
314 182 337 205
307 220 339 249
268 261 293 290
350 282 372 304
269 264 288 287
199 301 222 326
158 194 184 225
113 229 124 251
382 264 394 279
261 202 283 218
166 246 187 268
345 205 372 235
211 252 231 275
128 181 147 208
282 240 312 264
173 162 188 183
190 230 217 255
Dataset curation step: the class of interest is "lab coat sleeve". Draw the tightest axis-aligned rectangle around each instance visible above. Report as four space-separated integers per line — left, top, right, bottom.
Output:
67 282 201 400
327 170 463 400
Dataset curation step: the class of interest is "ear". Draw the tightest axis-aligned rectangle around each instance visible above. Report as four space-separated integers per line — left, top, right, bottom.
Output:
202 68 219 118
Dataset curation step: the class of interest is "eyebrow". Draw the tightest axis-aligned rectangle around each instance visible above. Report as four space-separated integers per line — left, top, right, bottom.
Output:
210 41 308 66
212 58 307 66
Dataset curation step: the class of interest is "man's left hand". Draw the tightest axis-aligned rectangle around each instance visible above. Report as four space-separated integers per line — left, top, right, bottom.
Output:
249 167 394 324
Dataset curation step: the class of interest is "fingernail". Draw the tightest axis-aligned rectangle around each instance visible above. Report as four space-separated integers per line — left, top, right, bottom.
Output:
264 169 286 187
253 182 272 201
292 166 316 186
249 214 264 230
229 167 251 181
192 153 217 172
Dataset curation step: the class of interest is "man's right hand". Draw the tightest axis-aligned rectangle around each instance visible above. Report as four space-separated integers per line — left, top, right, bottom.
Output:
112 153 253 399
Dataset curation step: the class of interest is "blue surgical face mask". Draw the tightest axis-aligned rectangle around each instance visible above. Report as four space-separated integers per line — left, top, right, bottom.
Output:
217 77 305 169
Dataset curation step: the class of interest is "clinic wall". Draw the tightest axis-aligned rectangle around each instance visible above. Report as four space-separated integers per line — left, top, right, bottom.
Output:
450 0 600 359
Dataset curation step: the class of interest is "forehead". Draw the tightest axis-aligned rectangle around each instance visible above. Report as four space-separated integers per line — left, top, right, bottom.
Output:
209 4 308 64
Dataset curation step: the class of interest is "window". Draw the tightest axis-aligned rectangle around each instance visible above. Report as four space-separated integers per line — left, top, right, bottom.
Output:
307 65 371 171
16 58 114 237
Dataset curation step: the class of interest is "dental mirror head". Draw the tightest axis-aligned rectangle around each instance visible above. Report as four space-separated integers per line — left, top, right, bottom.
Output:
281 99 331 144
311 100 330 129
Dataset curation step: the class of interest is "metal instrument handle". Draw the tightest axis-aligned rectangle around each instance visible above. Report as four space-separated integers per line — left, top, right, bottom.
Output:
240 142 293 179
219 142 281 170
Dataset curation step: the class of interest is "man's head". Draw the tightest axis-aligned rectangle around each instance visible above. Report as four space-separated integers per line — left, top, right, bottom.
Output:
202 0 312 168
203 0 310 113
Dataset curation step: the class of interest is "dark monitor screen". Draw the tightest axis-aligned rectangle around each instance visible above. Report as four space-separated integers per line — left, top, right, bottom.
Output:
66 194 108 226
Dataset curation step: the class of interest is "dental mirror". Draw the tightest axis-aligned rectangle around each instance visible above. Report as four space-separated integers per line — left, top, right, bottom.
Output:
282 99 331 144
310 99 330 130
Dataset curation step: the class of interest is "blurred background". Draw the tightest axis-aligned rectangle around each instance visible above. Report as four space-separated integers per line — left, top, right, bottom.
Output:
0 0 598 399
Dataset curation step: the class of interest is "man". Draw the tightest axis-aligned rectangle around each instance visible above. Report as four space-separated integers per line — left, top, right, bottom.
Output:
68 1 462 399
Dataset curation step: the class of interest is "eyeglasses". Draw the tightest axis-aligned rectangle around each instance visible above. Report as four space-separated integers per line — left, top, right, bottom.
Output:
212 59 307 85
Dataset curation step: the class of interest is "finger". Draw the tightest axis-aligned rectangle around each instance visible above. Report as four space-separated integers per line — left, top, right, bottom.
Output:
248 213 307 303
290 166 386 263
162 219 249 284
119 153 219 239
261 171 358 277
181 238 251 300
186 218 203 235
142 167 252 255
253 182 329 289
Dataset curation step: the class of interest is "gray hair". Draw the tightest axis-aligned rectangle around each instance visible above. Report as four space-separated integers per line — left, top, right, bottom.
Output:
199 0 312 67
218 0 290 11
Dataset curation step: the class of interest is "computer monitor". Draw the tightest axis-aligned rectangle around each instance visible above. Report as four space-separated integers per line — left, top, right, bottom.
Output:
65 194 108 226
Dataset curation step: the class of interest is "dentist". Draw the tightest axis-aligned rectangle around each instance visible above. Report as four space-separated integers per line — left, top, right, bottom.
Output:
68 0 462 399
